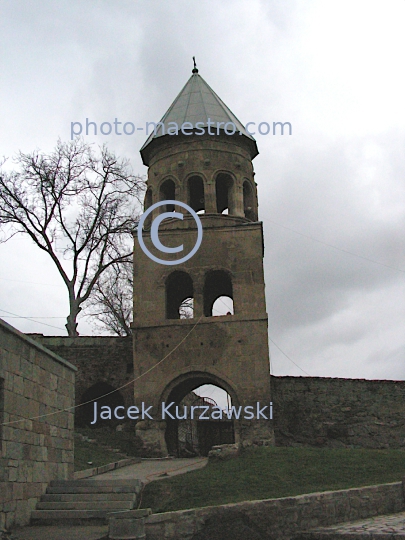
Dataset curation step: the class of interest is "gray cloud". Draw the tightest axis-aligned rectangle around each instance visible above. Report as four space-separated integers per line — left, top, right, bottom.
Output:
0 0 404 381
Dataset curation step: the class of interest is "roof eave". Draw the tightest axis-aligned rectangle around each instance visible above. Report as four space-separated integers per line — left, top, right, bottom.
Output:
140 132 259 167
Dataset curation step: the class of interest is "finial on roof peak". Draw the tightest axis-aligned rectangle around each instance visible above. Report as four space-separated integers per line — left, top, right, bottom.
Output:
192 56 198 74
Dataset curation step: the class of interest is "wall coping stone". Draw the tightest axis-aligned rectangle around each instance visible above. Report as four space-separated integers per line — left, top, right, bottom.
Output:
109 509 152 519
74 457 141 479
271 374 405 383
0 317 77 372
28 334 133 345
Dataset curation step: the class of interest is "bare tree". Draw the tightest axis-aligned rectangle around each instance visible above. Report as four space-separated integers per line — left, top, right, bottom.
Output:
179 298 194 319
84 260 133 336
0 139 145 336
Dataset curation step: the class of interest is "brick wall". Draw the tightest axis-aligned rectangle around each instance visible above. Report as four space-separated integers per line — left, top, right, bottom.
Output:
0 319 76 529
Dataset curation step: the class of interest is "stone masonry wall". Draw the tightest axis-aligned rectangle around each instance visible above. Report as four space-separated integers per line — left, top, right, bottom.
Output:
0 319 76 529
271 376 405 449
144 482 404 540
23 337 405 450
28 335 134 413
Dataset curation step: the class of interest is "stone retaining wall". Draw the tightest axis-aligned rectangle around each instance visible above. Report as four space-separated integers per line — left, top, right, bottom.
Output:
0 319 76 529
144 482 404 540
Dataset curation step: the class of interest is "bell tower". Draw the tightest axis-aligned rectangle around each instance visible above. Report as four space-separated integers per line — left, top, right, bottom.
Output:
132 65 274 456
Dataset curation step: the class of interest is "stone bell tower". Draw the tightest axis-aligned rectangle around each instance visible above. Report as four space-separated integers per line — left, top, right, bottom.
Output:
132 65 274 456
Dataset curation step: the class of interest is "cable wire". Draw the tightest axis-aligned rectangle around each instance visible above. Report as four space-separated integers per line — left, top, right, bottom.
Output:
0 314 204 427
268 219 405 274
0 308 65 331
269 336 311 376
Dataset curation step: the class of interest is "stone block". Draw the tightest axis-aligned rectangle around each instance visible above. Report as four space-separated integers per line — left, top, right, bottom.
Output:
109 509 151 539
8 468 18 482
5 441 23 460
12 374 24 395
20 357 33 379
3 499 16 512
208 443 239 461
0 482 13 504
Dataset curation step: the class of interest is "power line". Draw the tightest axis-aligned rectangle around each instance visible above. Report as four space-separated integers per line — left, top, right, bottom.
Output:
268 219 405 274
0 309 65 331
3 316 66 319
269 336 311 376
1 314 204 427
0 276 64 288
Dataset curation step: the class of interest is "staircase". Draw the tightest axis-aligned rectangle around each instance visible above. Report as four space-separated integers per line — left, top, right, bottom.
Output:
31 479 142 525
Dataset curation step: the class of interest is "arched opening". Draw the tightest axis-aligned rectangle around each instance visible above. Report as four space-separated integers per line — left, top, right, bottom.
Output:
212 296 234 316
163 375 235 457
166 271 194 319
76 382 125 428
215 173 234 215
159 178 175 212
188 176 205 214
243 180 256 221
203 270 234 317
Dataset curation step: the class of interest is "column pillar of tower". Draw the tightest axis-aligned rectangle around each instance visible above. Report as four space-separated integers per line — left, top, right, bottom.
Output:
205 179 217 213
233 179 245 217
193 273 204 318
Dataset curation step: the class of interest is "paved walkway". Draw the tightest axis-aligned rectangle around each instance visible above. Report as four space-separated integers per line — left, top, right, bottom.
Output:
304 511 405 538
92 456 207 483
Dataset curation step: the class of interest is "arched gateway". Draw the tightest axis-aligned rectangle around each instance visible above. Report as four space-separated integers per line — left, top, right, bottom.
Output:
161 372 236 457
132 66 274 456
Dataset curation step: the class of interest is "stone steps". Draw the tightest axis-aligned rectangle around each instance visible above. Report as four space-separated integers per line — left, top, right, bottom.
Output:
31 479 142 526
41 492 135 502
36 501 134 510
46 485 139 494
49 479 141 487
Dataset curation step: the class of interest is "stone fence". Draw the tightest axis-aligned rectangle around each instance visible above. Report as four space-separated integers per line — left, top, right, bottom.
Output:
143 481 404 540
271 376 405 449
0 319 76 529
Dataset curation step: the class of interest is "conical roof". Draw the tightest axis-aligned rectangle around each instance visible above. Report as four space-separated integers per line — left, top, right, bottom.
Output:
140 69 258 165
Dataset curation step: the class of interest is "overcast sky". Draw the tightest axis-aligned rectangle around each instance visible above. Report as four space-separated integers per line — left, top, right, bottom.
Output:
0 0 404 385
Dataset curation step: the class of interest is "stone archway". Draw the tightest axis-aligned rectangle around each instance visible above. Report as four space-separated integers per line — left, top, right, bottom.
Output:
160 372 237 457
76 382 125 427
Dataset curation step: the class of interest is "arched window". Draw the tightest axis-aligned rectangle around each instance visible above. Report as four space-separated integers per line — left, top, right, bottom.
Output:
188 176 205 213
215 173 234 215
159 179 175 212
166 271 194 319
203 270 233 317
243 180 256 221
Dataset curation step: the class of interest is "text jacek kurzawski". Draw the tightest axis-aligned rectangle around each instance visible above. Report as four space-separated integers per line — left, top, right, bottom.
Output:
90 402 273 424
